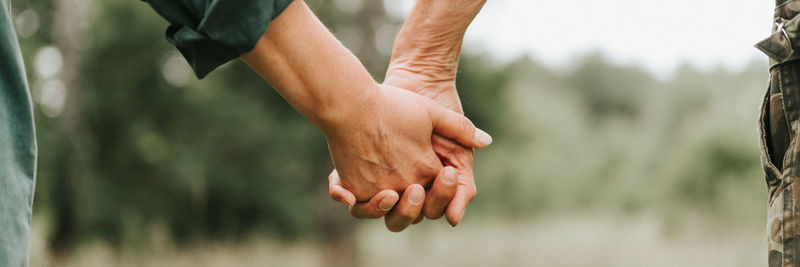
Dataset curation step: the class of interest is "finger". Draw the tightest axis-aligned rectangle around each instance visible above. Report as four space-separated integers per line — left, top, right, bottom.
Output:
350 190 400 219
445 184 477 226
429 106 492 148
431 134 474 169
422 166 458 220
385 184 425 232
328 170 356 207
412 214 424 225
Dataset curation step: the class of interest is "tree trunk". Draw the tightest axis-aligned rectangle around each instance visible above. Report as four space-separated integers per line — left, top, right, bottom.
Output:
48 0 91 260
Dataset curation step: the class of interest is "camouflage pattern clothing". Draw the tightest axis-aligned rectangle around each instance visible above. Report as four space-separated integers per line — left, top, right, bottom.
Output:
758 62 797 266
756 1 800 266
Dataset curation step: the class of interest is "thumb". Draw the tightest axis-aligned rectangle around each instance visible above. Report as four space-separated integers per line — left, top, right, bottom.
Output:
429 105 492 148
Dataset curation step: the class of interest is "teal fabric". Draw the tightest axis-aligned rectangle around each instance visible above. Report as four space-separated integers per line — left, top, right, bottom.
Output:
145 0 293 78
0 0 37 266
0 1 290 266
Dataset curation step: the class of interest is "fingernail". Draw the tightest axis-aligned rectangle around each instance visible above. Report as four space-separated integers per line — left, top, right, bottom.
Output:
409 187 424 206
380 196 395 211
442 167 457 185
474 128 493 147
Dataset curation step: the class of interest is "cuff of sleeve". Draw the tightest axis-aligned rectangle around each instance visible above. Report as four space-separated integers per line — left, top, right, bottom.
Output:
162 0 293 79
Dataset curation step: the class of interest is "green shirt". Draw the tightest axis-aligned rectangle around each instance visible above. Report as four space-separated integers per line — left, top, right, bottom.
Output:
0 0 290 265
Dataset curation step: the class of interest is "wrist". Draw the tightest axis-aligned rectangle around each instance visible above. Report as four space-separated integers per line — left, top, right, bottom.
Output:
385 62 455 93
389 27 463 74
383 66 463 113
313 81 382 134
391 0 485 61
389 52 460 79
387 31 461 94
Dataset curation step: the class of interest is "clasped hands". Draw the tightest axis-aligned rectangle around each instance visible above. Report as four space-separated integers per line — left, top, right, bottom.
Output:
323 0 489 230
240 0 488 232
325 68 490 232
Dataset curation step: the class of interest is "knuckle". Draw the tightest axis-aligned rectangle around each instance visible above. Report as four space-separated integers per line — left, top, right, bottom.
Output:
458 117 473 134
434 186 454 199
407 175 433 191
442 142 462 156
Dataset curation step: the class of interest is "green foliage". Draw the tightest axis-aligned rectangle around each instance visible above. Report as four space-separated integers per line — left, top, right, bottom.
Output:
471 56 767 224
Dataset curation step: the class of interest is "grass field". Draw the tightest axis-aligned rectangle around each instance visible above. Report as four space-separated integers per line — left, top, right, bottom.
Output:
30 213 766 267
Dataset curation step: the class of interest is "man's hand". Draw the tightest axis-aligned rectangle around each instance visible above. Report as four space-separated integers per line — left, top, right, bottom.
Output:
324 84 491 201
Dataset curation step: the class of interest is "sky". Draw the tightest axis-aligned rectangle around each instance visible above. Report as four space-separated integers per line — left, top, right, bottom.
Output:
386 0 775 77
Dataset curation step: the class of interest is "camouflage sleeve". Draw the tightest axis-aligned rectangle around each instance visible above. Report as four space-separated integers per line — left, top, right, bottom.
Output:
757 1 800 266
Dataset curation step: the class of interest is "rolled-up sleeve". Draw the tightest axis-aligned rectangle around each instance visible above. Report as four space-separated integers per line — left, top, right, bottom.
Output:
144 0 293 78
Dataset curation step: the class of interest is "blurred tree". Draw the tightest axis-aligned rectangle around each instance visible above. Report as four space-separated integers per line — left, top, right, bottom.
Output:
47 0 86 258
566 53 653 122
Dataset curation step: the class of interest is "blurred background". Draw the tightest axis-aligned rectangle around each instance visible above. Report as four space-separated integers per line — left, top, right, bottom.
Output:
12 0 773 266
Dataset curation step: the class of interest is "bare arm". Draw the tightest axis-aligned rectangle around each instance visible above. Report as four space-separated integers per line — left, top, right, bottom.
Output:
241 1 491 202
386 0 487 111
240 0 377 129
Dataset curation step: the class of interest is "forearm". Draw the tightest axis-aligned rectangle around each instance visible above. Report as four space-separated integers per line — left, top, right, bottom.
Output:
241 0 377 130
387 0 486 84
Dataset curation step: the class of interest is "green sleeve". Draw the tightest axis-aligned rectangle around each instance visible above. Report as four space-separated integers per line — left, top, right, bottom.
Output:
0 0 36 266
144 0 293 78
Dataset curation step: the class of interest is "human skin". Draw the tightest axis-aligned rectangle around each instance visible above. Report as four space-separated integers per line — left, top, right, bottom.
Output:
329 0 487 231
240 1 492 204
